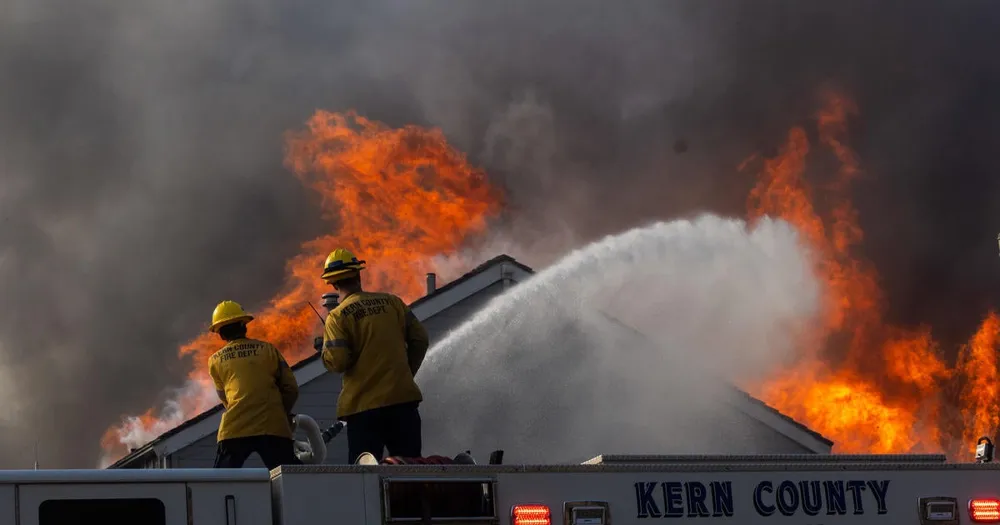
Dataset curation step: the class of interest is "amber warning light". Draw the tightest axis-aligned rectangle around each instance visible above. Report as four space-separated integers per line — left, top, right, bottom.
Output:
512 505 551 525
970 499 1000 523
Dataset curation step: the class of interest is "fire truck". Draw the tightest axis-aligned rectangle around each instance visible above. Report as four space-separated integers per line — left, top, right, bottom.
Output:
7 428 1000 525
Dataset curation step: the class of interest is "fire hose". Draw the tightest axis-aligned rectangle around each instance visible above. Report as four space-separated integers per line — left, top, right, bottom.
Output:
291 415 346 465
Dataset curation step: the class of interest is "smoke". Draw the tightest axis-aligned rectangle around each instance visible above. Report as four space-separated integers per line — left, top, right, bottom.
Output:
419 215 821 461
1 0 999 467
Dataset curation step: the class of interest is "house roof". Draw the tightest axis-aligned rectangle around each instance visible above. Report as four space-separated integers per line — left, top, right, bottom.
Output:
410 254 533 310
731 389 833 447
109 254 536 469
109 253 830 468
106 351 322 468
597 315 832 449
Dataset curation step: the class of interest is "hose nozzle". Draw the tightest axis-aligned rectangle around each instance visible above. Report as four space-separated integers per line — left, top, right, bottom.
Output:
322 421 347 443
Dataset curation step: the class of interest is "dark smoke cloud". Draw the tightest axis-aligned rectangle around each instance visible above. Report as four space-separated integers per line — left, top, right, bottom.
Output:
1 0 998 467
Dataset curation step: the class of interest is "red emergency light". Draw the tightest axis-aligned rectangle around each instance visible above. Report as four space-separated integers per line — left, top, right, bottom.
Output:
512 504 551 525
970 498 1000 523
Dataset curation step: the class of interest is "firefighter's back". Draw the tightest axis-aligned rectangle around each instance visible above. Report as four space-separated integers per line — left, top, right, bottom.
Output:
334 291 420 415
210 337 292 439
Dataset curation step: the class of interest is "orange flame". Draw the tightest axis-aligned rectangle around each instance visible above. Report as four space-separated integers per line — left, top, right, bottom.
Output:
747 92 1000 459
958 312 1000 449
100 95 1000 466
100 111 502 464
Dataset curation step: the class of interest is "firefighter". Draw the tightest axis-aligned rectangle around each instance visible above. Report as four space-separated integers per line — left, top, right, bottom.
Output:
318 248 430 463
207 300 302 469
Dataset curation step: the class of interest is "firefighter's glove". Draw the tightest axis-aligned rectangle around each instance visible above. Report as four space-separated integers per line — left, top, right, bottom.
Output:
313 336 323 353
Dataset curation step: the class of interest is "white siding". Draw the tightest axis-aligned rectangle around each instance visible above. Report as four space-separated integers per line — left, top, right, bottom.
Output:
653 407 814 456
421 281 506 342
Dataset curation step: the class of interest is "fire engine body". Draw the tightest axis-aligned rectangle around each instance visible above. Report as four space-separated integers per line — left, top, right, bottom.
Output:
5 454 1000 524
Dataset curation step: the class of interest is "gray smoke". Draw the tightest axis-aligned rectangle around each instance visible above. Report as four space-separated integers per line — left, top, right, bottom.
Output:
1 0 997 467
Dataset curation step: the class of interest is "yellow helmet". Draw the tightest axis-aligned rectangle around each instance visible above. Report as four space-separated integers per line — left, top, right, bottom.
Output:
209 300 254 333
321 248 366 281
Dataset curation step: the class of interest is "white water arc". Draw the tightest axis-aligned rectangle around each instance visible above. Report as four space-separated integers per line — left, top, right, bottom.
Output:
416 214 822 463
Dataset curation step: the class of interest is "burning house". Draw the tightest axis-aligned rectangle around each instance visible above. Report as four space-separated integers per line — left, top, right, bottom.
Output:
108 254 831 469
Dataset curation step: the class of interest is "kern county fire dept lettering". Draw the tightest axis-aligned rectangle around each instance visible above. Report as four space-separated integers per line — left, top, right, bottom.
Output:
341 297 392 322
217 342 262 362
634 479 890 519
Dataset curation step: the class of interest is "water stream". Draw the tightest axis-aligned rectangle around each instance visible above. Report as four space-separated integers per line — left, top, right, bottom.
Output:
417 214 822 463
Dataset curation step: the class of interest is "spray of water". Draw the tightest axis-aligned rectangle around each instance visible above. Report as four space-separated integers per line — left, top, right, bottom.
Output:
418 214 823 462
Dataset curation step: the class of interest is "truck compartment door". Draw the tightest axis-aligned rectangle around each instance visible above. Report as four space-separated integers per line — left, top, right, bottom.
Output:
0 484 13 524
17 482 188 525
187 481 273 525
381 476 498 524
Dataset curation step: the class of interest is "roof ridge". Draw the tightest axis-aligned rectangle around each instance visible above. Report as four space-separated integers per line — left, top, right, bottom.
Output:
593 313 831 446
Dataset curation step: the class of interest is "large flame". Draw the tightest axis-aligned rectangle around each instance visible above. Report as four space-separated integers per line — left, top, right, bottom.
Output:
101 94 1000 466
99 111 502 465
746 92 1000 459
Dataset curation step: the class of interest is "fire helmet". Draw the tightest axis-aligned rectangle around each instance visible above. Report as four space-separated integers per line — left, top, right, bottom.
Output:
322 248 366 282
209 300 254 333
